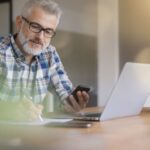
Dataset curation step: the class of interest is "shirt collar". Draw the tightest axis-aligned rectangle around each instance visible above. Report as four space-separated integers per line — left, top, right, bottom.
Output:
10 34 26 62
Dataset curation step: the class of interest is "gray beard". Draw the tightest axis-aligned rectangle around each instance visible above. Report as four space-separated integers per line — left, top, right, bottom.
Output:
18 31 43 56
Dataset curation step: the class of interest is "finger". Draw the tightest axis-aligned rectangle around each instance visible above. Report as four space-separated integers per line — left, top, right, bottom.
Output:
22 97 33 107
36 104 43 109
77 91 89 109
76 91 85 109
35 104 43 112
15 101 41 121
33 105 43 117
82 91 90 104
62 99 75 113
69 95 81 112
23 102 43 120
27 111 40 121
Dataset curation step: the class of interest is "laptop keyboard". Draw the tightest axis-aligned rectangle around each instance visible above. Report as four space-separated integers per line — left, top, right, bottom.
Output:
84 112 102 117
74 112 101 121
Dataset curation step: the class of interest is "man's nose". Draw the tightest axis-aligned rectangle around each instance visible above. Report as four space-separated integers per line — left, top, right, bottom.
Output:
37 30 45 39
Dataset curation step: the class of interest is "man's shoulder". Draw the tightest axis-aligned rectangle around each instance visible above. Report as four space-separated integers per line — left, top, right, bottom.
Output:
0 35 11 53
47 44 56 53
41 45 58 57
38 45 61 65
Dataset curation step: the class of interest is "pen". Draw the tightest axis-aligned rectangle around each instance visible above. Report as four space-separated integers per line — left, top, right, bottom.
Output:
38 114 43 122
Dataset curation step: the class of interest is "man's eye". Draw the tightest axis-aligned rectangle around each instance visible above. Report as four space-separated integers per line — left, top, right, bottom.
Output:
45 29 53 34
30 23 41 29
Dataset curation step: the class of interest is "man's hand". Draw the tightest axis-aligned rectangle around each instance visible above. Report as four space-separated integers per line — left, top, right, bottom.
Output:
16 97 43 121
62 91 89 112
0 98 43 121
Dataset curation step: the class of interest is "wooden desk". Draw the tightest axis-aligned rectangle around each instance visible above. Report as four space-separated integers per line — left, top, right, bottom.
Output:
0 107 150 150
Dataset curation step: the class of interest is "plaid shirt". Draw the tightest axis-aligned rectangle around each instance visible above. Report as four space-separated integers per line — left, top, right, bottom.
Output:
0 34 73 103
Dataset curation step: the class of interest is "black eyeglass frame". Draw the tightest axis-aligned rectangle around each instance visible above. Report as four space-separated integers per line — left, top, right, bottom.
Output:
22 16 56 38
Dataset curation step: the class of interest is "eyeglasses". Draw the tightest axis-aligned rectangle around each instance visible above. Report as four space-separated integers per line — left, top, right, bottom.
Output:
22 16 56 38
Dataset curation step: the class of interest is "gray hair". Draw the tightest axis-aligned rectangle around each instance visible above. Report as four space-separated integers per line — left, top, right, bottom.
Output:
21 0 62 25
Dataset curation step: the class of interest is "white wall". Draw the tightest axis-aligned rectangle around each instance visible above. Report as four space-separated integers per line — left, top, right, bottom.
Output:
55 0 97 36
98 0 119 106
12 0 27 20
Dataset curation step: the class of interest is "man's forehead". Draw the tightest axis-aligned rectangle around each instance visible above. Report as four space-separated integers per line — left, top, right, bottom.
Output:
26 7 58 29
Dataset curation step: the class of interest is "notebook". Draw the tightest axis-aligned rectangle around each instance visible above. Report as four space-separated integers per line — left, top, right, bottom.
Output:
75 62 150 121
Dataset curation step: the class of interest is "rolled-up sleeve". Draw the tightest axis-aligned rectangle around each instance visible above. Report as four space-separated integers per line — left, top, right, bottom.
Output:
49 46 73 100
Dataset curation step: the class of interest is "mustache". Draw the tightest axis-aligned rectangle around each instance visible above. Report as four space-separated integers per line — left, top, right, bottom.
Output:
22 37 43 47
30 37 43 46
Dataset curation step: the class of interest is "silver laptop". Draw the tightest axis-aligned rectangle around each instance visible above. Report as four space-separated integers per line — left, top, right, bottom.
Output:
75 62 150 121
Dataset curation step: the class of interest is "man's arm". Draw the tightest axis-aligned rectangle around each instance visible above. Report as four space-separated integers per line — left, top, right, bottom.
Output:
49 46 73 99
49 46 89 112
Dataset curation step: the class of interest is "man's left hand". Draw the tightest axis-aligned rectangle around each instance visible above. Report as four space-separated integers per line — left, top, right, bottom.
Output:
63 91 89 112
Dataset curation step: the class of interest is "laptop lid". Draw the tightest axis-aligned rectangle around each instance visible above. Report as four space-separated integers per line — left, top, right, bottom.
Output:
100 62 150 121
43 62 150 122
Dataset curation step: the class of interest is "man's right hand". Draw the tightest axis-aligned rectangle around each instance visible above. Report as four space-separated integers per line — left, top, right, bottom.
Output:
15 97 43 121
0 98 43 121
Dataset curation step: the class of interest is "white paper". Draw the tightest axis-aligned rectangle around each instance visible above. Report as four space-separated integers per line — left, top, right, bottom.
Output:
0 118 72 126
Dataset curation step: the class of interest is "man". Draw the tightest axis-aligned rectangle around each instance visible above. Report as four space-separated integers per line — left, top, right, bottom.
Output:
0 0 89 121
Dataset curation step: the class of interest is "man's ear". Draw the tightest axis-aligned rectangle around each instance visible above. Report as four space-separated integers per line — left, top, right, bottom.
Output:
16 16 22 32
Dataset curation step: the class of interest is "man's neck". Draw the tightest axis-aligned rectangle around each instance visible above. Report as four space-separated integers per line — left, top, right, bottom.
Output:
25 55 34 64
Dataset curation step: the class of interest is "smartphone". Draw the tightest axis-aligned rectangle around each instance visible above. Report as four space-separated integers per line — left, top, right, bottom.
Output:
71 85 90 102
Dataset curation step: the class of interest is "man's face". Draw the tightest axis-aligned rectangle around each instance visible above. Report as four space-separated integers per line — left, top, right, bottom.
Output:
16 7 58 55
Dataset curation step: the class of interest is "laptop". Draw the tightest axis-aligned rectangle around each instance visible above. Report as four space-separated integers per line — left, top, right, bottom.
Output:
75 62 150 121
